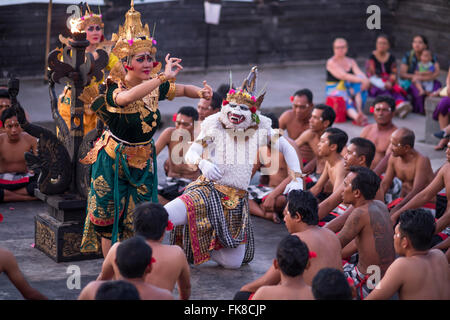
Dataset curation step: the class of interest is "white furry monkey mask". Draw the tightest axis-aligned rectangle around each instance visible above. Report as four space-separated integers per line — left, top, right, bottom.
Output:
219 66 265 130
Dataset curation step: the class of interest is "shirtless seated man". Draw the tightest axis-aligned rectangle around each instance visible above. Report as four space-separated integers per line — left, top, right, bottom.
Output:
309 127 348 200
0 107 38 202
339 166 395 300
235 190 342 299
79 236 174 300
251 235 314 300
381 128 435 216
279 89 314 141
295 104 336 190
156 106 201 205
360 95 397 173
197 91 221 122
318 137 378 224
390 140 450 236
97 203 191 300
366 209 450 300
248 114 303 223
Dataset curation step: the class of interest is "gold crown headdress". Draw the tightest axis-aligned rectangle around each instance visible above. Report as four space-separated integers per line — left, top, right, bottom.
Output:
111 0 157 60
71 3 104 33
225 66 265 109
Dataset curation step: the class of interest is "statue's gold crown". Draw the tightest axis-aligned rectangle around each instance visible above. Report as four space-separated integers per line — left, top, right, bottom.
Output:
226 66 265 108
111 1 156 60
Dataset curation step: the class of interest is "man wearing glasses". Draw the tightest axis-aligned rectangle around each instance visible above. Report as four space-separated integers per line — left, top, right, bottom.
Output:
380 127 435 217
155 106 201 204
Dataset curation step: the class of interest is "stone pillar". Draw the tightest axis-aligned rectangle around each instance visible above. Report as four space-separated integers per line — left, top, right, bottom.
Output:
424 96 442 144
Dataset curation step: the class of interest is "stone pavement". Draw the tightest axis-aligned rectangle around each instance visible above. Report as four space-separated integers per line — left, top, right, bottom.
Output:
0 61 447 300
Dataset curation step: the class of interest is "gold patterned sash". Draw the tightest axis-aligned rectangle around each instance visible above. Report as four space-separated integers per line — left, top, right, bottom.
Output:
80 131 153 170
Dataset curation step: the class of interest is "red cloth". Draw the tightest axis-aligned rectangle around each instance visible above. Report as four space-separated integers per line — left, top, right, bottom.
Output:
326 96 347 123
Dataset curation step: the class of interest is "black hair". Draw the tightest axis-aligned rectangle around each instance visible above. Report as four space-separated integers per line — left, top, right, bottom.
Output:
349 137 376 168
314 104 336 127
116 236 152 279
287 190 319 225
414 34 429 49
210 92 222 110
0 107 18 124
348 166 380 200
95 280 141 300
216 83 233 100
398 209 436 251
376 34 391 45
398 128 415 148
324 127 348 153
261 112 279 129
293 89 313 104
312 268 352 300
373 95 396 112
276 235 310 277
133 202 169 241
177 106 199 121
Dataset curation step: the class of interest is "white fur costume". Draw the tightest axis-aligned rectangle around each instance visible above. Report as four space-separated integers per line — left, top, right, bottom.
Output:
165 75 303 269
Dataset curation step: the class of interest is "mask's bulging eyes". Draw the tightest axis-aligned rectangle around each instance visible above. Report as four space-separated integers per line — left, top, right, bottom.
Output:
240 105 249 111
229 104 237 108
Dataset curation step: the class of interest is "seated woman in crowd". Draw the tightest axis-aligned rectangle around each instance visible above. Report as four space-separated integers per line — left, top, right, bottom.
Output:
326 38 369 126
399 35 441 114
366 34 411 118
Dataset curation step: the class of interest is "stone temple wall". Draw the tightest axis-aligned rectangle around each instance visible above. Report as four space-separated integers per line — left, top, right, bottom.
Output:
0 0 447 78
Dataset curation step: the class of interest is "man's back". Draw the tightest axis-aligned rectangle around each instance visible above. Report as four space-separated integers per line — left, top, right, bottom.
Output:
396 249 450 299
100 240 190 299
145 241 190 296
79 280 173 300
355 201 395 275
295 226 342 284
133 281 174 300
252 283 314 300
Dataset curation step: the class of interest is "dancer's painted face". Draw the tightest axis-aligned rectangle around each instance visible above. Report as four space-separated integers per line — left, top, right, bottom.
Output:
128 52 154 81
85 24 103 44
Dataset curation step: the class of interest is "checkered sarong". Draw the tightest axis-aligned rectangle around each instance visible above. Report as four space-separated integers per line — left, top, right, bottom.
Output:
157 177 192 201
343 261 372 300
384 177 402 204
248 184 273 202
169 177 254 265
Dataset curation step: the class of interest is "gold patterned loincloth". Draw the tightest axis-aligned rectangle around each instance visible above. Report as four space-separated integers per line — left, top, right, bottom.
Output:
170 176 254 265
